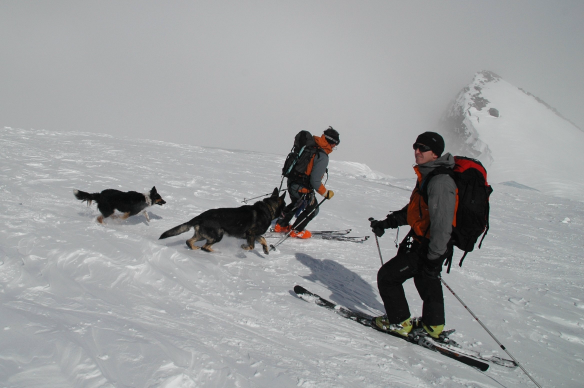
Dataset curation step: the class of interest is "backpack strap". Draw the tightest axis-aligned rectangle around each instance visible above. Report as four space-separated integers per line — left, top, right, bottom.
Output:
477 184 493 250
457 251 468 270
443 241 454 273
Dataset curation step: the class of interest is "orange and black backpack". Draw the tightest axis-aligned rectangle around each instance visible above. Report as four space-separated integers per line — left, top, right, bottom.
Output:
421 156 493 272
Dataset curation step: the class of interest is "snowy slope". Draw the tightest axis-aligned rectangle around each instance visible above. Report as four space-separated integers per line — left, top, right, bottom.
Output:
440 71 584 200
1 127 583 387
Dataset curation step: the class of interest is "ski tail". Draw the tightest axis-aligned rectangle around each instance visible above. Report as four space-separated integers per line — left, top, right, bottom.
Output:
159 223 193 239
73 189 100 205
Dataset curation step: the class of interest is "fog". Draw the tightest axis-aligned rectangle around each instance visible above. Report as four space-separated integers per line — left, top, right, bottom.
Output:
2 1 583 178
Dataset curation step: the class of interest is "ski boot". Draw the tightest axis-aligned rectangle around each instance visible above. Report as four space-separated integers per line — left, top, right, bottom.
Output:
274 224 292 233
290 230 312 239
374 316 412 337
422 323 445 339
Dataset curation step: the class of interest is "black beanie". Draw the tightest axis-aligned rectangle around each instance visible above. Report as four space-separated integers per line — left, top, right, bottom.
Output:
323 126 340 145
415 132 445 157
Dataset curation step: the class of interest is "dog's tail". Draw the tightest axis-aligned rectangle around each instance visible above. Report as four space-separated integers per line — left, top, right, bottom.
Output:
159 223 193 239
73 189 100 206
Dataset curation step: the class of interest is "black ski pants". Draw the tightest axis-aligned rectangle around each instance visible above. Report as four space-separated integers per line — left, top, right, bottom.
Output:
377 245 445 326
277 187 318 232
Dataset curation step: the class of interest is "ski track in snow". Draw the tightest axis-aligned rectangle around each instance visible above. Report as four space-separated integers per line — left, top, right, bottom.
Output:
1 127 583 387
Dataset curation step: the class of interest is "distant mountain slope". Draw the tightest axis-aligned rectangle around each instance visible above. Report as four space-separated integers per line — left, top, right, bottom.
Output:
439 71 584 200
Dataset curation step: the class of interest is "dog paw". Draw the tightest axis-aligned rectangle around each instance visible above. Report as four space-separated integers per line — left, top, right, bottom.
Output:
241 244 253 251
186 241 200 250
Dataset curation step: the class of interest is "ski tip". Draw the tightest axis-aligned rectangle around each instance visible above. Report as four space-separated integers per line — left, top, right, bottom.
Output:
293 285 307 295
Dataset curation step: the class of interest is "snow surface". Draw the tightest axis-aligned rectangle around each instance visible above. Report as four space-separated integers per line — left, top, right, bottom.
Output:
1 127 583 387
447 72 584 200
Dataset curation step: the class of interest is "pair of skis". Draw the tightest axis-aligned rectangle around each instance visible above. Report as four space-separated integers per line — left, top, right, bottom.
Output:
265 229 370 243
294 285 518 372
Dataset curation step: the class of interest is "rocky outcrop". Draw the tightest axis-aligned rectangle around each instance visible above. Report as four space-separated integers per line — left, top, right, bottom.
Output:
488 108 499 117
437 71 497 166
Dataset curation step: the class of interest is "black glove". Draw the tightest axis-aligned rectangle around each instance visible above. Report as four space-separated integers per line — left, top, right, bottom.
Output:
420 257 443 279
370 220 386 237
369 215 399 237
420 243 453 278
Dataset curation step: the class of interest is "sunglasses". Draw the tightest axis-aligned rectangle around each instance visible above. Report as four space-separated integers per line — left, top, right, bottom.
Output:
413 143 432 152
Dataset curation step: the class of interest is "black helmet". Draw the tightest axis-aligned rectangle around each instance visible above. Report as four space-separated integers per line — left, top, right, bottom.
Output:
323 126 340 146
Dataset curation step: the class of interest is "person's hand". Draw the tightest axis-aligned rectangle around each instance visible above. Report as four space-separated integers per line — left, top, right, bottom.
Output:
420 245 451 279
369 219 387 237
369 214 398 237
324 190 334 199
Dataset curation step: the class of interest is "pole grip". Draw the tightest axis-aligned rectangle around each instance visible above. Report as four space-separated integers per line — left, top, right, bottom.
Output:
369 218 384 266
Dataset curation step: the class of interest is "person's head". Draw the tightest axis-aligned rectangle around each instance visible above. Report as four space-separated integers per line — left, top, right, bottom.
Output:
413 132 444 165
323 126 340 149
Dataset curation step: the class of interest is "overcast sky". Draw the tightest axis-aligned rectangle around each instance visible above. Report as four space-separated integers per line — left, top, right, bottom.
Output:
2 1 583 178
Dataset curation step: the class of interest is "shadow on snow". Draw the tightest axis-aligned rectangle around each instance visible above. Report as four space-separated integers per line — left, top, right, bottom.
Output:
295 252 385 315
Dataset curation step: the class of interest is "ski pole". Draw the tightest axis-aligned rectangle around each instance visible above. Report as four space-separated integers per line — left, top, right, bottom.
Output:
243 190 287 204
440 278 542 388
368 217 384 266
270 197 327 251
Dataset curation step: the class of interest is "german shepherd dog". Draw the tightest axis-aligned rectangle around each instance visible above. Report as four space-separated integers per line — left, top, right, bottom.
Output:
74 186 166 223
159 188 286 254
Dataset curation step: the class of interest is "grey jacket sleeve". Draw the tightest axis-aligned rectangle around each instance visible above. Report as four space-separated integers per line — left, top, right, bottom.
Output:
426 174 457 260
309 151 329 192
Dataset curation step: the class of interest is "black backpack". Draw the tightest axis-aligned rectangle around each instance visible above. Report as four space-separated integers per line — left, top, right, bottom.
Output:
282 131 319 188
421 156 493 272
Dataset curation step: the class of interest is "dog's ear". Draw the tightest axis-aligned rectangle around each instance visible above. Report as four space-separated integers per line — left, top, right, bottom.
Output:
151 186 157 193
279 193 286 201
271 188 279 198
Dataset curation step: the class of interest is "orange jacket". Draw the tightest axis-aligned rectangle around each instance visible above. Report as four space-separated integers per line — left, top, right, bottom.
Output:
407 166 432 238
407 165 458 241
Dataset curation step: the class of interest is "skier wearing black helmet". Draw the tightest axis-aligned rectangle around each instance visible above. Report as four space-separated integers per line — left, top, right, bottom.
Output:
369 131 456 339
274 127 340 239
